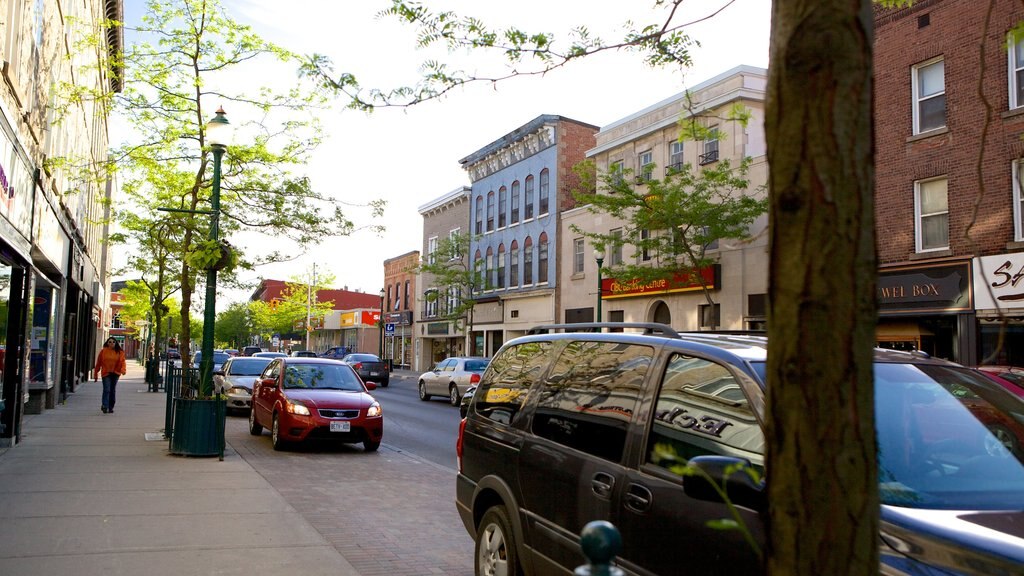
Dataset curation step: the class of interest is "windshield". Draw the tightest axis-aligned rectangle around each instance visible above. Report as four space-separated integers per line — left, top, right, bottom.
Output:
750 361 1024 509
282 364 365 391
194 352 230 364
228 358 272 375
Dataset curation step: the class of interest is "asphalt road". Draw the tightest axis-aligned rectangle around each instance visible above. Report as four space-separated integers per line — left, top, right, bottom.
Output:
370 371 465 469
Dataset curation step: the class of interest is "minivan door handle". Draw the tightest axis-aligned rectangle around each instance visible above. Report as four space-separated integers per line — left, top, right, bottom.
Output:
591 472 616 498
624 483 652 513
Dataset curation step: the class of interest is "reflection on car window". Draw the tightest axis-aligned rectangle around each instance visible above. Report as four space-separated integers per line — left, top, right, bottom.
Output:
229 358 272 376
476 342 552 425
465 360 489 372
646 353 764 477
531 341 652 463
876 364 1024 509
282 364 364 391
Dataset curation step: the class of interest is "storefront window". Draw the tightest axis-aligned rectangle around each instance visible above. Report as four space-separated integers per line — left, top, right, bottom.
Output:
29 283 58 386
0 264 11 382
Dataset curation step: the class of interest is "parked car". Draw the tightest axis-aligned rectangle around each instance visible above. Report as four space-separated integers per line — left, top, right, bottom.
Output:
223 348 239 357
418 356 489 405
192 351 230 373
254 351 287 358
319 346 352 360
166 348 182 369
340 353 389 387
248 357 383 451
290 350 318 357
976 365 1024 398
459 385 476 418
241 346 263 357
456 323 1024 576
213 356 273 413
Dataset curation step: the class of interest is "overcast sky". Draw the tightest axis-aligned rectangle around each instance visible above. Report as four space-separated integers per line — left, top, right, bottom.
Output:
115 0 771 308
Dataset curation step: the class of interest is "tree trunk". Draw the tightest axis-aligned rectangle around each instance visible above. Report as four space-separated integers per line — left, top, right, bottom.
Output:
765 1 879 574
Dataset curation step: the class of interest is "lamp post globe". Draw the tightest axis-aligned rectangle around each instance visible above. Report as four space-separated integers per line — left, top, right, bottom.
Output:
594 249 604 323
198 107 231 397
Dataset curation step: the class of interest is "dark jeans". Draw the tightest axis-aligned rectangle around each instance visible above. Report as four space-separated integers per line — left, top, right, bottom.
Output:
102 373 120 411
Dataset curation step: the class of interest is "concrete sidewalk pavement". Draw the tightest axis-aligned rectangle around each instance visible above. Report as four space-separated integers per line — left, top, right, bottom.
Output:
0 361 360 576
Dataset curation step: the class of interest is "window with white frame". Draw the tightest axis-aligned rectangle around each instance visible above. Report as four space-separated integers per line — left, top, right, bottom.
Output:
639 150 654 182
486 191 495 232
1012 34 1024 109
538 234 549 283
427 236 438 265
640 228 652 261
610 160 625 187
669 140 684 173
485 247 493 289
609 228 623 266
425 289 438 318
539 169 550 215
915 177 949 252
525 175 535 220
498 187 507 228
1014 161 1024 241
475 197 483 235
700 127 719 165
510 242 520 287
447 286 460 314
497 244 506 289
449 228 461 259
913 58 946 134
511 181 521 224
524 238 534 285
573 237 585 274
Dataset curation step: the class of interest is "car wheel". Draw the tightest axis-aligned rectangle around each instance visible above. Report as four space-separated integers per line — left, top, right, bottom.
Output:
271 413 287 451
380 379 389 388
476 506 519 576
418 380 431 401
449 385 460 406
248 407 263 435
363 440 381 452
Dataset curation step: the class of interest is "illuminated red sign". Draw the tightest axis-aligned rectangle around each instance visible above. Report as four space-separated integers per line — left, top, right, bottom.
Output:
600 265 719 300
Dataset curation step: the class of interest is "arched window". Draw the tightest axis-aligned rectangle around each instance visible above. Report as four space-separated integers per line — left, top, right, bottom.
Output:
538 232 549 284
386 285 392 311
509 240 520 287
524 175 535 220
473 249 483 292
404 281 410 310
652 301 671 325
498 186 507 228
486 191 495 232
485 246 494 290
511 180 521 224
539 168 550 215
523 236 534 285
475 196 483 235
497 243 506 289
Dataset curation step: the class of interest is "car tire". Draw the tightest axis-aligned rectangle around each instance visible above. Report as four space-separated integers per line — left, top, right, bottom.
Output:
380 379 389 388
248 407 263 435
363 440 381 452
449 385 460 406
476 506 520 576
418 381 431 401
271 413 287 451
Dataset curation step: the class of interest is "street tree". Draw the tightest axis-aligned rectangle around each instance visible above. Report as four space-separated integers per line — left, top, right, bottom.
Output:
416 233 488 354
249 273 337 344
101 0 384 364
571 156 766 328
214 302 253 350
302 0 909 572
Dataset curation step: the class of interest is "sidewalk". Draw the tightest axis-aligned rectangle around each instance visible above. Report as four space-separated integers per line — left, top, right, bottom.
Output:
0 361 360 576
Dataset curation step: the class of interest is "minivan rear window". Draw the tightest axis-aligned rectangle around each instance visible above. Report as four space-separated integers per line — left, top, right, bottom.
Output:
475 342 552 425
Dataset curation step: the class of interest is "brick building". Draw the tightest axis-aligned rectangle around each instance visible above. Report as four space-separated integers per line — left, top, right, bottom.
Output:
383 251 420 368
874 0 1024 364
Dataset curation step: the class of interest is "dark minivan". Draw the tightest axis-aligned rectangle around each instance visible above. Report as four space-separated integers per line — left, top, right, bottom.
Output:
455 324 1024 576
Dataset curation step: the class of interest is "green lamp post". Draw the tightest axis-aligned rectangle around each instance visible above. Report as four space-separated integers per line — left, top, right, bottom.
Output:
198 107 231 397
594 249 604 323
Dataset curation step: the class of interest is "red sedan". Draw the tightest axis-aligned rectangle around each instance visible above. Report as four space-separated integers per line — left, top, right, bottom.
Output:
249 357 383 451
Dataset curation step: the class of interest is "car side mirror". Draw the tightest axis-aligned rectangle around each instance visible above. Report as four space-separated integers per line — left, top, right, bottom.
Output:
683 455 765 513
260 378 278 388
364 382 377 391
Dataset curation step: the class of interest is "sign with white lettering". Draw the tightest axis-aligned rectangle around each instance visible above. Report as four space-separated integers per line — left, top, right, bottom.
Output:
878 262 972 314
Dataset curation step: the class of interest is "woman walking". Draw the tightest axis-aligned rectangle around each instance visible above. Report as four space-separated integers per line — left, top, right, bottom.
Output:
93 337 127 414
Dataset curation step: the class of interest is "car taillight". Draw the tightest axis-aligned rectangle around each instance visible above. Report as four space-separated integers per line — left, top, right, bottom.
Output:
353 362 362 370
456 417 467 473
470 373 481 384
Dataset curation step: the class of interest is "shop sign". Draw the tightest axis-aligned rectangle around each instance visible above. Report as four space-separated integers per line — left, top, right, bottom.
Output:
340 312 358 327
878 262 972 314
360 311 377 326
973 253 1024 310
385 311 413 325
600 265 719 300
427 322 449 335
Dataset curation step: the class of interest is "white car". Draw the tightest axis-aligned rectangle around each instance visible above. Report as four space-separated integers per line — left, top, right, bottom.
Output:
213 356 273 412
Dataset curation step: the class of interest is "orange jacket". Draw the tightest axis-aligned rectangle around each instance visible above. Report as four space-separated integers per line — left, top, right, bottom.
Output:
94 348 127 377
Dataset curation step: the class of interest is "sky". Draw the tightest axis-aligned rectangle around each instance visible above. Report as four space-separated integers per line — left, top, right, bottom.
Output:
114 0 771 309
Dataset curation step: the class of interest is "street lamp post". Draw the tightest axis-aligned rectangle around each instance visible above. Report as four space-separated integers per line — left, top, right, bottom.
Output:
594 249 604 324
198 107 230 397
378 288 385 359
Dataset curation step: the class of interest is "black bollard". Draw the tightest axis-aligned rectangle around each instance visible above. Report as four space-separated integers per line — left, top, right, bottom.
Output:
574 520 625 576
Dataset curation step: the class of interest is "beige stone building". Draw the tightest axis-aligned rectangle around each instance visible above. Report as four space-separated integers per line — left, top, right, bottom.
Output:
415 186 471 371
0 1 120 443
561 65 769 331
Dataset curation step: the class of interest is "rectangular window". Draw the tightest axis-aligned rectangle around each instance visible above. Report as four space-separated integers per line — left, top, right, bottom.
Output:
494 251 503 289
913 58 946 134
486 193 495 232
611 160 625 188
449 228 461 259
669 140 684 173
915 177 949 251
510 248 519 287
538 241 549 283
700 127 719 165
1015 161 1024 241
427 236 438 265
639 150 654 182
699 303 721 329
498 188 507 228
425 290 438 318
609 228 623 266
573 238 585 274
525 176 535 220
447 287 460 313
640 229 652 262
482 256 491 290
475 197 483 235
539 170 550 215
511 181 520 224
524 246 534 285
1011 35 1024 109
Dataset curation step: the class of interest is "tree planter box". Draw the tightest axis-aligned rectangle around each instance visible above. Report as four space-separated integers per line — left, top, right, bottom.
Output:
169 397 226 459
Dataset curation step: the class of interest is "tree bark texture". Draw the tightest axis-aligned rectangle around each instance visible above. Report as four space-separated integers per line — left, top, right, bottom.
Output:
766 1 879 574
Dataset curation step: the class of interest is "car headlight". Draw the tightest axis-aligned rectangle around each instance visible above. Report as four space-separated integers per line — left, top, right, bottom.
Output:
227 387 251 395
366 401 382 418
286 402 311 416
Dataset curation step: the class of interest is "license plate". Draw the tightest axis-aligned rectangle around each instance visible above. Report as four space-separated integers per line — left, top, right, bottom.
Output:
369 372 379 376
330 421 351 432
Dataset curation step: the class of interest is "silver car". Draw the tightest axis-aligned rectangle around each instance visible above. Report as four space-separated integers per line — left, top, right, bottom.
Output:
417 356 489 406
214 356 273 413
